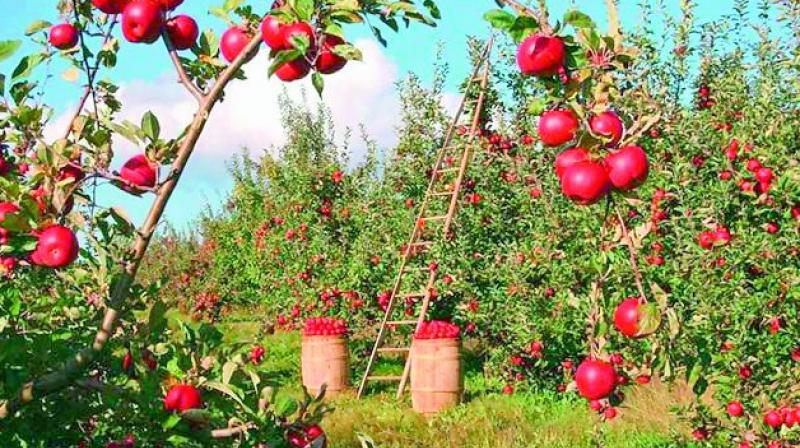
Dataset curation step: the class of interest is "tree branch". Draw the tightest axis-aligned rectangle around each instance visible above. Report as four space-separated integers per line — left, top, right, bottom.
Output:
615 205 648 303
210 422 256 439
162 30 205 103
0 32 264 421
605 0 623 51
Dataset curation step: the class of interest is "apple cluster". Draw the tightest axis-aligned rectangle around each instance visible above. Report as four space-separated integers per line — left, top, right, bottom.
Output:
515 34 650 205
302 317 347 337
697 225 732 250
414 320 460 340
287 424 325 448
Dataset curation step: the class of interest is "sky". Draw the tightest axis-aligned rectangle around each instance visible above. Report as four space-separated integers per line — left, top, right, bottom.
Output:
0 0 758 230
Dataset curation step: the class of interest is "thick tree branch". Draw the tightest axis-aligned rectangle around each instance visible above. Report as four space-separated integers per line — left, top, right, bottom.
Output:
162 31 205 103
210 423 256 439
0 32 264 421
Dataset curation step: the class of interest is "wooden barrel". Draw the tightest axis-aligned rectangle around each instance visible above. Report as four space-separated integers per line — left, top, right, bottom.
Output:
301 335 349 397
410 338 463 415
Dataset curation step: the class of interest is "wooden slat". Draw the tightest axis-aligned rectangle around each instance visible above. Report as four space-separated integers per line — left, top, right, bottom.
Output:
378 347 410 353
386 320 417 325
368 375 403 382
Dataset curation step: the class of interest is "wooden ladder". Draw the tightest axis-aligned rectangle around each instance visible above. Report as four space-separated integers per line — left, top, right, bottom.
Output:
357 38 493 399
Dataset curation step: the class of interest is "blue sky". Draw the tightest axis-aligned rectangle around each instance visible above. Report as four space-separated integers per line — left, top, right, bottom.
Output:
0 0 755 229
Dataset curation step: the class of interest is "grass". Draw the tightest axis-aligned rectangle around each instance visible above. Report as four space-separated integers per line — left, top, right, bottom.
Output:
214 313 689 448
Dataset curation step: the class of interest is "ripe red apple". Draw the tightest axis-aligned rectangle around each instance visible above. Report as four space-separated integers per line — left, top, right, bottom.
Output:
554 147 590 179
603 407 618 420
764 410 783 430
560 161 610 205
316 34 347 74
516 34 565 77
163 384 202 412
604 145 649 191
122 0 165 44
261 16 287 50
30 225 80 269
613 298 642 338
220 27 254 63
502 384 514 395
755 167 774 184
538 109 579 147
575 358 617 400
275 58 311 82
746 158 762 172
120 154 157 189
698 231 714 249
727 401 744 417
92 0 130 14
281 22 316 52
713 226 731 245
589 111 624 146
306 425 324 440
49 24 79 50
766 222 779 234
157 0 183 10
165 15 198 50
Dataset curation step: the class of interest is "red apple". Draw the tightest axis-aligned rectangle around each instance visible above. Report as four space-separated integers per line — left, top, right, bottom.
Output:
575 358 617 400
157 0 183 10
554 147 590 179
261 15 287 50
281 22 316 52
122 0 165 44
49 24 79 50
764 410 783 430
163 384 202 412
316 34 347 74
220 27 254 63
120 154 157 189
92 0 130 14
275 58 311 82
698 231 715 249
727 401 744 417
538 109 579 147
516 34 565 77
589 111 624 146
560 161 610 205
755 167 774 184
165 15 198 50
30 225 80 269
613 298 642 338
604 145 649 191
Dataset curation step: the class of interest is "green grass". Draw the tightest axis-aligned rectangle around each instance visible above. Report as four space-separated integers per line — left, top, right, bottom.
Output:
216 315 685 448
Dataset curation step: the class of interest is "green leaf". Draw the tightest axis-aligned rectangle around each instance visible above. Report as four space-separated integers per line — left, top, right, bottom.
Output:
222 361 237 385
148 300 168 336
162 413 182 430
508 16 539 42
12 53 46 82
208 7 229 23
109 206 135 233
483 9 515 30
274 394 299 417
223 0 244 11
312 71 324 96
636 302 661 337
563 10 595 29
332 44 362 61
25 21 52 36
0 40 22 63
0 74 5 96
141 111 160 141
291 0 315 21
205 380 250 411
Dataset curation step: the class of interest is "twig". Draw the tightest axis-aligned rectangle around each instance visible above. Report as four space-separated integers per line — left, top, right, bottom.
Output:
614 204 648 302
495 0 553 34
61 13 118 141
0 32 265 421
210 423 256 439
162 30 205 103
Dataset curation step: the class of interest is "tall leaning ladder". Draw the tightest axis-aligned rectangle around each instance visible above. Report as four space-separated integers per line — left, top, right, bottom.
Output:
357 39 493 399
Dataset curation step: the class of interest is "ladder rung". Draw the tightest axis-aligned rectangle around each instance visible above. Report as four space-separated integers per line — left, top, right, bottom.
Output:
424 215 447 221
432 191 453 197
387 320 417 325
368 375 403 382
437 168 459 174
378 347 410 353
410 241 434 247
